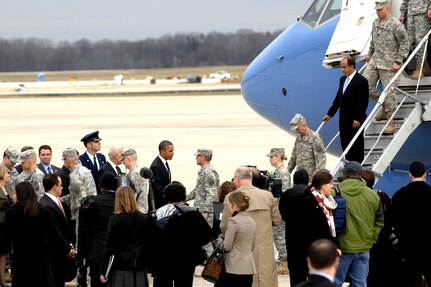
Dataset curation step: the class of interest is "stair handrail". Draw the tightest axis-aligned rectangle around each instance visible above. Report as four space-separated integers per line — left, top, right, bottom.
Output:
331 27 431 176
395 87 428 105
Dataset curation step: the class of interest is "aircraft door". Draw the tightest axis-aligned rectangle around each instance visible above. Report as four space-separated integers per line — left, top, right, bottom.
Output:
322 0 376 68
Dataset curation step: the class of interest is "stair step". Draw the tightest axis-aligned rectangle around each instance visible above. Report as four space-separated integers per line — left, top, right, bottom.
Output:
363 149 383 166
365 119 404 135
364 135 394 149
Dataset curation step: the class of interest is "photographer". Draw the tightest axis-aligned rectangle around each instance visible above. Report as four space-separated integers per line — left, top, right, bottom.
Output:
267 148 291 275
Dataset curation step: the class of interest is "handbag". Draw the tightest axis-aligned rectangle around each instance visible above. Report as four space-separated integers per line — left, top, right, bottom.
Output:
201 246 224 283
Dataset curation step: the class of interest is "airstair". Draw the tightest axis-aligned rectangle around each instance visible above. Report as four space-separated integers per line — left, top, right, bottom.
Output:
323 30 431 185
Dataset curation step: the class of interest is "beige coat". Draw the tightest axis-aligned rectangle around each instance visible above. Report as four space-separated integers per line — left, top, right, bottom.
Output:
223 211 257 275
221 185 283 287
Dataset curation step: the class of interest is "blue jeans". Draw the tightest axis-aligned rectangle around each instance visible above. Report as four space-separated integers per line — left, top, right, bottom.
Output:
335 252 370 287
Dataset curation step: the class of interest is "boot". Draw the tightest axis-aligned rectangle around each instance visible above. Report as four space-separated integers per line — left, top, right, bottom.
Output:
383 120 395 134
423 61 431 76
276 258 289 275
411 62 424 80
375 107 387 121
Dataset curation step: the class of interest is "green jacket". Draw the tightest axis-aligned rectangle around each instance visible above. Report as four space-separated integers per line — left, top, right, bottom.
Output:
332 178 384 253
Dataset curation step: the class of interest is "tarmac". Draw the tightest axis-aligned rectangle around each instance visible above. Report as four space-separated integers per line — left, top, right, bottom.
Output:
0 93 337 287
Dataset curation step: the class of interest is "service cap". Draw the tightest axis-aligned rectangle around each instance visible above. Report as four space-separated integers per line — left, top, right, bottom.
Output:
62 148 78 160
267 148 285 157
194 148 212 157
375 0 390 9
18 149 37 163
80 131 102 144
120 148 137 160
4 146 19 163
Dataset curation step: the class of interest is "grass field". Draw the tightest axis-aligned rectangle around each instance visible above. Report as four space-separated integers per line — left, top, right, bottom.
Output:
0 65 247 82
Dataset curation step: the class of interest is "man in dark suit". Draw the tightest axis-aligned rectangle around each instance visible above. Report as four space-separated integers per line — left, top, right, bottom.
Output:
79 130 106 194
37 145 60 175
323 56 369 163
88 172 117 287
149 140 174 210
40 174 77 287
294 239 339 287
99 146 124 177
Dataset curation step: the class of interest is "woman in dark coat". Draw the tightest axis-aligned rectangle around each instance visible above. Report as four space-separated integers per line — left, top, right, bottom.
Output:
4 181 70 287
0 165 12 287
100 186 154 287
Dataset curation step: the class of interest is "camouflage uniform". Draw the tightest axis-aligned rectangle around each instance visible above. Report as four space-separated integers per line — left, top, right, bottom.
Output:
400 0 431 61
365 15 409 119
63 164 97 221
288 130 326 178
273 164 291 261
128 166 149 214
15 168 45 200
5 167 19 197
186 164 220 227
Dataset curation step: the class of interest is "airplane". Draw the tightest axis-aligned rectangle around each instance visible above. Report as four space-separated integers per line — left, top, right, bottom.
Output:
240 0 431 196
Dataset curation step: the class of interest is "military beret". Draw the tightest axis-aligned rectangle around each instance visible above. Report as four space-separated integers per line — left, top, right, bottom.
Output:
121 148 137 160
80 130 102 144
4 146 19 163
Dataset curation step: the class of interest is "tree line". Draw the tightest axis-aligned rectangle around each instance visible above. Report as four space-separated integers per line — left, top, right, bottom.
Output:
0 30 282 72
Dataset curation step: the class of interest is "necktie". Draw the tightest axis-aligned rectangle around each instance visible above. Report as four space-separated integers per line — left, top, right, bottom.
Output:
165 161 171 180
93 156 98 171
57 200 66 217
115 166 122 175
342 76 350 94
47 166 53 174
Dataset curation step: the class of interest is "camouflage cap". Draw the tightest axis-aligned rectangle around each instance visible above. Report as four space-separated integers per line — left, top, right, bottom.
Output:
121 148 137 160
4 146 19 163
18 149 37 163
343 160 363 175
267 148 285 157
62 148 78 160
290 113 306 130
194 148 212 157
375 0 390 9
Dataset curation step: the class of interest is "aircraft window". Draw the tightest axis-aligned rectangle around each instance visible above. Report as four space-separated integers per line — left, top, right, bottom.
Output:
320 0 342 23
302 0 327 27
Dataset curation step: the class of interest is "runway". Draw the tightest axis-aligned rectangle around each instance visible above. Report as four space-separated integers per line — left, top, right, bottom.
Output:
0 93 337 196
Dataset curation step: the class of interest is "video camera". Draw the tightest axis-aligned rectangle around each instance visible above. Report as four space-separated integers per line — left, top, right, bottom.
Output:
247 166 283 198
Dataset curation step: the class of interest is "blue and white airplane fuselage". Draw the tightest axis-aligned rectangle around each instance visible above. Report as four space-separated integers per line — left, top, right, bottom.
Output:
241 0 431 195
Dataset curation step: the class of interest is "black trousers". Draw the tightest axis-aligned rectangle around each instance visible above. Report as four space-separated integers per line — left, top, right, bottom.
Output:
340 126 364 163
153 265 195 287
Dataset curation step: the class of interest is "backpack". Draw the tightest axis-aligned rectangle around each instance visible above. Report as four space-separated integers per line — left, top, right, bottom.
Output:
155 205 184 229
333 185 346 235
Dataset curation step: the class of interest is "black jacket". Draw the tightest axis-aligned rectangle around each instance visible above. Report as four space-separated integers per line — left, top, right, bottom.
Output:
294 274 337 287
149 156 171 209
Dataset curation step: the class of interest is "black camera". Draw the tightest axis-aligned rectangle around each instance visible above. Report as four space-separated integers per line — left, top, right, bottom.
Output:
247 166 283 198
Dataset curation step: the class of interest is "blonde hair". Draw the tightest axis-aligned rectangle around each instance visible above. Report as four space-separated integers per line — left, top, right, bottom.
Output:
228 191 250 211
0 165 9 180
114 186 138 214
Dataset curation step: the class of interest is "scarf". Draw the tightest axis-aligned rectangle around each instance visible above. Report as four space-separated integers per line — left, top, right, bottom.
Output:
311 187 337 237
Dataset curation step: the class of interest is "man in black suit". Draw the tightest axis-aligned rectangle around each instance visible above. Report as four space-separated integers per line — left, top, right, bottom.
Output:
40 174 77 287
88 172 117 287
37 145 60 175
99 146 124 177
323 56 369 163
79 130 106 194
149 140 174 210
294 239 339 287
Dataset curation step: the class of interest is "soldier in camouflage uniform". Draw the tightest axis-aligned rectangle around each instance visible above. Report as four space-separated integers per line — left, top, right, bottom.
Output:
400 0 431 79
186 148 220 226
288 114 326 178
2 147 20 197
267 147 291 274
121 148 149 214
365 0 410 134
60 148 97 237
14 149 45 200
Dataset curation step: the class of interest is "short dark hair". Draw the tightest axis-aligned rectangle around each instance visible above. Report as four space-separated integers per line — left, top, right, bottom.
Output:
158 140 173 152
43 174 60 191
410 161 426 178
99 171 117 191
308 239 338 269
343 56 355 68
38 145 52 154
163 181 186 203
362 169 375 189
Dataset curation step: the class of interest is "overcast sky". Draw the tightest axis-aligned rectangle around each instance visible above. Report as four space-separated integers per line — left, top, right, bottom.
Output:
1 0 313 42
